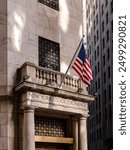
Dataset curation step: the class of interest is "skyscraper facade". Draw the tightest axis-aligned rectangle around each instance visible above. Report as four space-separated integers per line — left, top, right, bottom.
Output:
86 0 113 150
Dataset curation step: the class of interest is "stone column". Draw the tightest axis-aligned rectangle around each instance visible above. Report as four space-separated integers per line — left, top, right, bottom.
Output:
79 115 88 150
72 116 79 150
23 106 35 150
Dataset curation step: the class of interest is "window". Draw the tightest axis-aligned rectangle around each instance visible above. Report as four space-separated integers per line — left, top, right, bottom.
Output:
101 4 104 16
96 14 98 24
111 20 113 33
111 1 113 13
98 62 100 72
39 37 60 71
98 78 100 89
103 72 106 83
108 66 110 78
107 48 110 60
105 0 108 7
99 112 101 123
35 117 66 137
105 108 107 119
108 85 111 100
97 129 99 140
104 90 106 104
94 20 96 31
109 104 112 118
103 38 105 49
98 94 101 109
95 66 97 76
38 0 59 11
102 21 104 32
103 55 105 66
99 128 102 139
106 12 108 24
107 30 109 42
97 45 99 56
97 30 99 41
94 51 96 60
94 35 96 45
93 5 95 16
95 81 97 91
96 0 98 9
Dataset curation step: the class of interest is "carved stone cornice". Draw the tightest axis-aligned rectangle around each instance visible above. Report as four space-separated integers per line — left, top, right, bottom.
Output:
15 81 94 103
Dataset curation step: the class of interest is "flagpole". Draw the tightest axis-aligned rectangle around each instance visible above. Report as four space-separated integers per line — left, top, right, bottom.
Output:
59 36 84 88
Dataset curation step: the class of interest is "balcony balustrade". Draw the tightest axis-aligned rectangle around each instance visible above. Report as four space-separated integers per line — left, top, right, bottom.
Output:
17 62 86 94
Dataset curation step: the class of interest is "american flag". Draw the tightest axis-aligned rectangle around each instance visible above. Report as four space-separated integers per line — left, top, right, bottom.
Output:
72 43 93 86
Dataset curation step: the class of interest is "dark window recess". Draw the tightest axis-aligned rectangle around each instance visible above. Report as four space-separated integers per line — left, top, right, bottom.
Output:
107 30 109 42
108 85 111 100
105 108 107 119
106 0 108 7
39 37 60 71
104 89 107 104
103 72 106 83
107 48 110 60
102 21 104 32
95 66 97 76
35 117 66 137
95 81 97 91
111 20 113 33
108 66 110 78
97 30 99 41
94 20 96 31
96 14 98 24
98 78 100 89
101 4 104 16
38 0 59 11
106 12 108 24
94 51 96 60
111 1 113 13
98 62 100 72
98 94 101 108
103 55 105 66
103 38 105 49
93 5 95 16
97 45 99 56
96 0 98 9
94 35 96 45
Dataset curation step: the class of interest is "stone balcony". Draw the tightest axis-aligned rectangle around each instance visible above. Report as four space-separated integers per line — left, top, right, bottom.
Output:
15 62 93 103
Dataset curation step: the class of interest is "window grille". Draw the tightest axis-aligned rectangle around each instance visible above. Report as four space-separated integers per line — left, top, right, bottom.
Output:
38 0 59 11
39 37 60 71
35 117 66 137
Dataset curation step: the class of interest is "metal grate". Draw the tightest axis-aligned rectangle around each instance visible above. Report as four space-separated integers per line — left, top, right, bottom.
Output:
39 37 60 71
35 117 66 137
38 0 59 11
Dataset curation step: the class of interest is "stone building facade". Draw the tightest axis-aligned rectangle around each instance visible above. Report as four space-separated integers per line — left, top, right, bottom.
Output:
0 0 94 150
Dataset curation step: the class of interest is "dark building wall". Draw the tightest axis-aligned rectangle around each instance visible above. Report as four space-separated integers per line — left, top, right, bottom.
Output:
87 0 113 150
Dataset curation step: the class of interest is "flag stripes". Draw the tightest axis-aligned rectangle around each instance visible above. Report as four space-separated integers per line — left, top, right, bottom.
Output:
72 43 93 86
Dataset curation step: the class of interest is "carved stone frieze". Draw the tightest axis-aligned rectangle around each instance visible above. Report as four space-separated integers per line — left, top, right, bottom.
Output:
21 92 88 114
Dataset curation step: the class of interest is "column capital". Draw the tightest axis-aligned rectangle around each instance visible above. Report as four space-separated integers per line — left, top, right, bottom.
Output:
23 106 35 113
79 114 88 120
